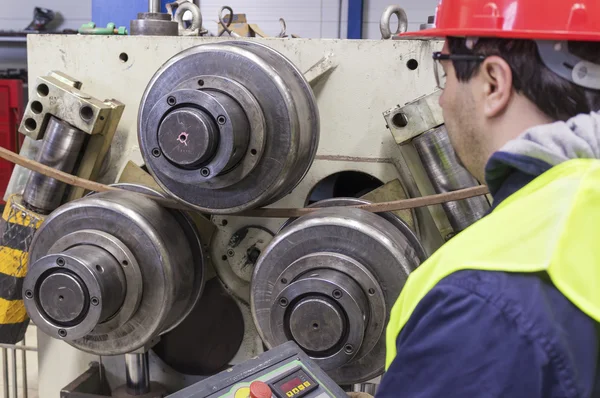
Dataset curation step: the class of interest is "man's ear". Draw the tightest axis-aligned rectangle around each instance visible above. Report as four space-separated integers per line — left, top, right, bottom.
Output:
479 55 513 118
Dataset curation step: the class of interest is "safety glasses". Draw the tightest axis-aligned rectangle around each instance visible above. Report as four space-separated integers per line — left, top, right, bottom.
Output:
432 52 486 89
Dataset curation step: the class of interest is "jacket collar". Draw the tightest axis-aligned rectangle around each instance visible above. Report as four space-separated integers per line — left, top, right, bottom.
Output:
485 111 600 202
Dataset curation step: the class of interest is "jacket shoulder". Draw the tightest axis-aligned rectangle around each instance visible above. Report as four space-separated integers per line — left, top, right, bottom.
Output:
400 270 598 397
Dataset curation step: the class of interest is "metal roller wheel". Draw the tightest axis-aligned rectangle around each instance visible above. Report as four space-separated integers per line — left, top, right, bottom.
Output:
251 204 423 384
138 41 320 214
23 186 205 355
278 197 427 262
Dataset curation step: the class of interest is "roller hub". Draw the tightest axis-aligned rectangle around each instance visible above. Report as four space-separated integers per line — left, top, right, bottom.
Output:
251 200 425 384
38 272 87 324
289 297 346 353
139 41 319 213
158 108 219 168
27 244 128 339
23 186 206 355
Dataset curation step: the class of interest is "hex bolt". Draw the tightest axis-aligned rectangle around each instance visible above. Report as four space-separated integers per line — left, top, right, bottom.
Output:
151 148 161 158
217 115 227 125
344 344 354 354
91 297 99 306
58 329 67 338
56 257 65 267
279 297 289 307
332 289 343 299
200 167 211 177
167 96 177 106
24 290 33 299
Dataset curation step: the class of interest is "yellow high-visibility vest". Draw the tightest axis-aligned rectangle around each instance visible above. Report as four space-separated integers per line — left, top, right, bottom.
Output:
386 158 600 369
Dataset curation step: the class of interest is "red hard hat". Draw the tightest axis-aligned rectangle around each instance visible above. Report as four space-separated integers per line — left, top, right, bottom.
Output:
401 0 600 41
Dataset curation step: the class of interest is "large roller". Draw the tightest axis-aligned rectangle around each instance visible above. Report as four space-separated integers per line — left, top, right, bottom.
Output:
251 199 424 385
23 186 205 355
138 41 320 214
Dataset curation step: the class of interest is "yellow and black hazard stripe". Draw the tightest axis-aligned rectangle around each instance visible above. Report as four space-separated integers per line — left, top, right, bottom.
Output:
0 195 44 344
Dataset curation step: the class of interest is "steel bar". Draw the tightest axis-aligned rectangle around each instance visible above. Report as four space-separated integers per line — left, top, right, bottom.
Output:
0 345 37 353
0 146 490 217
2 348 8 398
22 116 87 213
11 349 16 398
352 383 377 394
125 353 150 395
149 0 160 13
412 126 490 231
21 337 27 398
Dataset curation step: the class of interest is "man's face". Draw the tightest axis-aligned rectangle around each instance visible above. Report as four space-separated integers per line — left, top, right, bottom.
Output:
437 41 485 182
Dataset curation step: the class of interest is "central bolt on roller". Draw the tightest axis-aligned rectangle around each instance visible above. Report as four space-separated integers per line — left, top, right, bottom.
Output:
138 41 320 214
23 186 205 355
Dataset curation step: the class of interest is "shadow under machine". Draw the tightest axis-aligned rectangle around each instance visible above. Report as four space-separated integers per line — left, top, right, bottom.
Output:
5 6 490 397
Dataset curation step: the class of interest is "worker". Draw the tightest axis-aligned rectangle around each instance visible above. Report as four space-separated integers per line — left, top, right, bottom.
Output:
376 1 600 397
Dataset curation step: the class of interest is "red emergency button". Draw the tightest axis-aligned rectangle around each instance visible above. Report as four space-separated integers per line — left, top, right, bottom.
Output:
250 381 272 398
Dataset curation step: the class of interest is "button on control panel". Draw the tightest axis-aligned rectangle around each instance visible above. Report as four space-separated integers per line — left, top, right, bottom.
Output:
250 381 273 398
270 367 318 398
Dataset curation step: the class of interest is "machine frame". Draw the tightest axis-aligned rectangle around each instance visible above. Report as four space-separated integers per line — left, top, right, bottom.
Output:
15 35 451 397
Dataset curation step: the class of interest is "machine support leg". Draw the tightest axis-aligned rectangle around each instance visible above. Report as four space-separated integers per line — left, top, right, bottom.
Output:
2 348 8 398
125 353 150 395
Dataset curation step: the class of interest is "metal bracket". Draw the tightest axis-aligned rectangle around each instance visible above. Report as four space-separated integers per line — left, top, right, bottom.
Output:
383 90 443 145
60 362 111 398
18 71 125 202
19 72 122 140
304 53 338 86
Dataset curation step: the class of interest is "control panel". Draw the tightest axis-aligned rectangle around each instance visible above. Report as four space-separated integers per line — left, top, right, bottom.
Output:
167 341 347 398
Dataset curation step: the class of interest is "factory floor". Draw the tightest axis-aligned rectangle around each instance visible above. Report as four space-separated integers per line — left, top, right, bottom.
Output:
0 325 38 398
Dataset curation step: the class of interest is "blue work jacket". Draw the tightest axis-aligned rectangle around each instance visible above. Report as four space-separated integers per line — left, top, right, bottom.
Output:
377 154 600 397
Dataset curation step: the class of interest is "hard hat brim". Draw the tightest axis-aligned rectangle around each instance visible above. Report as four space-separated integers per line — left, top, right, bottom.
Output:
399 28 600 42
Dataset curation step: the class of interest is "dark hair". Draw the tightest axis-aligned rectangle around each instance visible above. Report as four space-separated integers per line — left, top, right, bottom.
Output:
448 37 600 121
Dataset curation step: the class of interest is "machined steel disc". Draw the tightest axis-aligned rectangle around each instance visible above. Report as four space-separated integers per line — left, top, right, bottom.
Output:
279 197 427 262
251 205 423 384
25 188 205 355
138 41 319 214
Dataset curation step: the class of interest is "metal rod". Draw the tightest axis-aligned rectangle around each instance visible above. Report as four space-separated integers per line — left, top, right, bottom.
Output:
352 383 377 394
2 348 8 398
0 145 491 218
11 349 16 398
125 353 150 395
0 345 36 353
21 337 27 398
22 116 87 214
149 0 160 13
412 125 490 233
